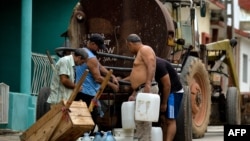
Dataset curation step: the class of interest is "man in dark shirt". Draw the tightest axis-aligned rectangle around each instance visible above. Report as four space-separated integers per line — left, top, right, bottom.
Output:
155 57 183 141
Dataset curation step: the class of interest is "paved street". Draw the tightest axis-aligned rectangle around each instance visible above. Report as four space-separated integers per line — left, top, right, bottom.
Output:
0 130 22 141
193 126 224 141
0 126 224 141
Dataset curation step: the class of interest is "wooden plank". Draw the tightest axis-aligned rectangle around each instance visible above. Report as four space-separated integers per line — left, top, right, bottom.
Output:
50 106 94 140
51 101 94 141
65 100 88 108
20 70 93 141
20 103 64 140
65 70 89 108
46 70 90 141
89 70 113 112
20 105 64 141
20 101 94 141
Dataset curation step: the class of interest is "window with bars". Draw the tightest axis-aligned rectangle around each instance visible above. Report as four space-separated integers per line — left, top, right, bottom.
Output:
0 83 9 124
31 53 56 95
243 54 248 83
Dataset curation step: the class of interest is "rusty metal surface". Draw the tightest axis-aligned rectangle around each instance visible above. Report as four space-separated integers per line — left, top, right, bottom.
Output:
67 1 176 129
69 0 174 76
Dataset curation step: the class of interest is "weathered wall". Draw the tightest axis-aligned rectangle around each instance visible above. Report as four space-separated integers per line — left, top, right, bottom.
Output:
0 0 77 92
0 0 78 131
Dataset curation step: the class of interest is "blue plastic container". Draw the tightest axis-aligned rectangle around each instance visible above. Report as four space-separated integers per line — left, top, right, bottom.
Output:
104 131 116 141
93 132 102 141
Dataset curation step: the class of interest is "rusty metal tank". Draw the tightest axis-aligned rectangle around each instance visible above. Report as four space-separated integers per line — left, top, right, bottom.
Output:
68 0 175 77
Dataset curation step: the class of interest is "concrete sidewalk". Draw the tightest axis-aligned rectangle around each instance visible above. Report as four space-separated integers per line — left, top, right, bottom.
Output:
0 126 224 141
0 129 22 141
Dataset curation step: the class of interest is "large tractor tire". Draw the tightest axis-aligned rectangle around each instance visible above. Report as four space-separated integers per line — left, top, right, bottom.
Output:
36 87 51 121
174 85 192 141
180 56 211 139
226 87 241 125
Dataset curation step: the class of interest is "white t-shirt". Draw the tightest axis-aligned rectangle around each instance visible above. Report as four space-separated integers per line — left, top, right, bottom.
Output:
47 55 75 104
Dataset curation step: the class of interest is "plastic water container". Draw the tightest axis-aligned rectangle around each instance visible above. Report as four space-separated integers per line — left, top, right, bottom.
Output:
135 93 160 122
121 101 136 129
101 132 107 141
151 127 163 141
81 132 92 141
105 131 116 141
113 136 133 141
113 128 134 141
93 132 102 141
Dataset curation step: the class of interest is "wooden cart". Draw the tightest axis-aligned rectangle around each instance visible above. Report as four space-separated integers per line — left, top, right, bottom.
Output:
20 70 113 141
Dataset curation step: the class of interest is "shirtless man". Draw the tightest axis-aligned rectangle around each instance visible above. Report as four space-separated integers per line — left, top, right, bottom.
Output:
123 34 158 141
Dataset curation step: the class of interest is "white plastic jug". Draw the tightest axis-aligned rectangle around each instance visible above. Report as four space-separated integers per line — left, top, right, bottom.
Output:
135 93 160 122
121 101 136 129
113 128 134 137
113 136 133 141
113 128 134 141
151 127 163 141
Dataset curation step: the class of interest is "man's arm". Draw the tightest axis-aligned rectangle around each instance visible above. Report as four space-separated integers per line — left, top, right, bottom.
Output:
87 58 119 92
60 74 75 89
140 47 156 92
87 58 104 83
160 74 171 113
122 76 130 81
57 59 76 89
99 64 119 85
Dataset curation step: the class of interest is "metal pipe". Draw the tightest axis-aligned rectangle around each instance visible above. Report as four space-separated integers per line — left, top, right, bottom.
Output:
97 52 134 61
104 66 132 71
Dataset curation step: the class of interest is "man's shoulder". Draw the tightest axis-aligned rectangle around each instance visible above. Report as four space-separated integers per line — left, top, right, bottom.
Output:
84 53 99 68
157 57 171 64
56 55 74 67
139 45 155 55
142 45 153 50
57 55 71 62
82 48 97 59
87 57 99 65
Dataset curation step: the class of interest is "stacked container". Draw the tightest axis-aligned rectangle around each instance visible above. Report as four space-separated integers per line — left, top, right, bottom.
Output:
121 93 162 141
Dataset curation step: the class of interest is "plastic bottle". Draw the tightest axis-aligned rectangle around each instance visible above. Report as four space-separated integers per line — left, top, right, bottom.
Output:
101 131 107 141
81 132 92 141
105 131 116 141
93 132 102 141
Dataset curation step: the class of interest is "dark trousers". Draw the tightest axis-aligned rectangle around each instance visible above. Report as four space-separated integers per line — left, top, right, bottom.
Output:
75 92 94 106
